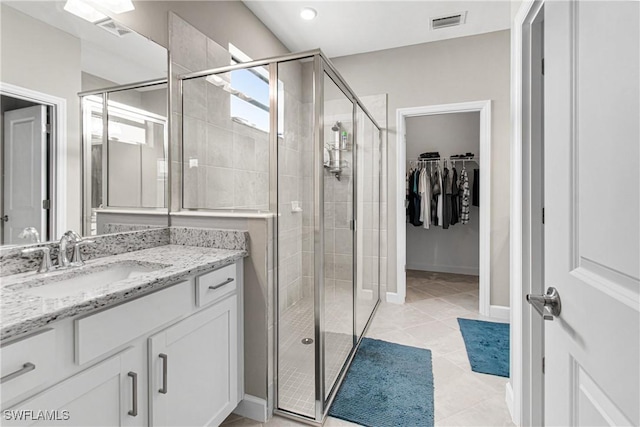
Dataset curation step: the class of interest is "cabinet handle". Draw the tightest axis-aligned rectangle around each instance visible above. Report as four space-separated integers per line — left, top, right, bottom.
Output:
208 277 234 291
127 372 138 417
159 353 168 394
0 362 35 384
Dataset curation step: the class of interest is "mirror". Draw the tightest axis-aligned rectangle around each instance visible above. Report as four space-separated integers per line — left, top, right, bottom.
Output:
0 0 168 246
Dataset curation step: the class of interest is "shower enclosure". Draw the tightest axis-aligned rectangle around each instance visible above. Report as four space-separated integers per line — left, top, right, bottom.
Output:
178 50 382 423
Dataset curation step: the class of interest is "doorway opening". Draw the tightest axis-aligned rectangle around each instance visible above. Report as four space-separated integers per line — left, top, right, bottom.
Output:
0 82 67 246
404 109 484 319
395 101 492 316
0 94 53 245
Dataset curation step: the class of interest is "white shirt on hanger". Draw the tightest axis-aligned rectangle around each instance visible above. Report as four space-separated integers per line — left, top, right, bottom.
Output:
418 167 431 228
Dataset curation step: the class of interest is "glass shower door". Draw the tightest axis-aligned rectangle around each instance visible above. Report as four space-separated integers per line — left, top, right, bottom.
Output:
355 105 381 337
322 72 355 400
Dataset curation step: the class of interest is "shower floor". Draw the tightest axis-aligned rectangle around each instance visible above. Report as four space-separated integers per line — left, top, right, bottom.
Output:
278 284 355 417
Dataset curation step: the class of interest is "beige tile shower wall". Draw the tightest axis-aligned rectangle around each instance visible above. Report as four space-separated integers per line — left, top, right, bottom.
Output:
322 104 355 304
300 102 314 303
170 13 269 212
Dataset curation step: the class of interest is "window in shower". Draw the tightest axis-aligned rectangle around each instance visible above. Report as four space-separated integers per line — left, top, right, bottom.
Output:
181 65 270 211
228 44 283 135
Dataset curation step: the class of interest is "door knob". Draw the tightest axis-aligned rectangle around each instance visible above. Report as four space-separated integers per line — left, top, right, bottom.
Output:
526 287 561 320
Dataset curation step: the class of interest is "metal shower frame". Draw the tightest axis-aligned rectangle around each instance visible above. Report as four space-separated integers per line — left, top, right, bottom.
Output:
178 49 383 424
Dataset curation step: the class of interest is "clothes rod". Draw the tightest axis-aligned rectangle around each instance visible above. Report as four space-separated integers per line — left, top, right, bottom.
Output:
409 158 478 163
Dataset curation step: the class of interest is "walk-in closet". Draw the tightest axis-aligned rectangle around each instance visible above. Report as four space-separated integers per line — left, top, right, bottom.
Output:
405 111 480 279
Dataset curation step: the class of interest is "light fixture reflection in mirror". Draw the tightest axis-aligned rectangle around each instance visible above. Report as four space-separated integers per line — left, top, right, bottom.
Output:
64 0 134 23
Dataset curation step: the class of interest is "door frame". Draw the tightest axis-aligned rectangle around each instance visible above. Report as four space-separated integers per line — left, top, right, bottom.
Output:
510 0 546 425
0 82 67 239
394 100 492 317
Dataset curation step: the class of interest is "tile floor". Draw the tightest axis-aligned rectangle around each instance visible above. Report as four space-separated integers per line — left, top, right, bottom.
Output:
222 271 514 427
277 283 356 416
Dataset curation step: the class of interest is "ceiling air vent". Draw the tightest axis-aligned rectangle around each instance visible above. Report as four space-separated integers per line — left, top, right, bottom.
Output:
431 11 467 30
95 18 133 37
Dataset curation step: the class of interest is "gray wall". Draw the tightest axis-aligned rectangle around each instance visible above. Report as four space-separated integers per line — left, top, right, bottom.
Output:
0 4 82 232
405 112 480 275
331 30 511 306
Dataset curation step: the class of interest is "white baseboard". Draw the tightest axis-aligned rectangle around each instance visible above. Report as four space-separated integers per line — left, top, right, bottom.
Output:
406 263 479 276
233 394 267 422
489 305 510 321
385 292 405 304
505 382 515 424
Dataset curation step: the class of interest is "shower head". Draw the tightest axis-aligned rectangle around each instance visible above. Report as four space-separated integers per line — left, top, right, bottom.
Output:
331 121 341 132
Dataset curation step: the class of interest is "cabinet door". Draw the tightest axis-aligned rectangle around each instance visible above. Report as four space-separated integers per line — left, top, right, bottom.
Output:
149 295 238 427
4 348 143 427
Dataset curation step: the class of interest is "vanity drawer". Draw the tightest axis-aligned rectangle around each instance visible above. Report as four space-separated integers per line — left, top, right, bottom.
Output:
1 329 56 404
75 281 192 365
195 263 237 307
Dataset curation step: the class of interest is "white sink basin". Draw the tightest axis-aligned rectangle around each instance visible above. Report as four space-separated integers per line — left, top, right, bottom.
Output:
12 262 167 299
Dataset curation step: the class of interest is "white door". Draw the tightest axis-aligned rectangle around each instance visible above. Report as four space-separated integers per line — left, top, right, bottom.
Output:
148 296 238 427
2 105 47 244
543 1 639 426
5 349 143 427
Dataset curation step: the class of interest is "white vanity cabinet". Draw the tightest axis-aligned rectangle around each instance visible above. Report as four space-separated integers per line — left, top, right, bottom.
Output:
149 295 238 427
4 347 144 427
0 259 243 427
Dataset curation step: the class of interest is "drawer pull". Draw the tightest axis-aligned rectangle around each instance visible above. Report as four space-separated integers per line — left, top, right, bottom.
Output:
127 372 138 417
208 277 234 291
1 362 36 384
159 353 168 394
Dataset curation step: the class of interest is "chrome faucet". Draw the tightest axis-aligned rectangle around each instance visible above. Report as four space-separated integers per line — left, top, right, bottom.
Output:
58 230 82 268
22 247 53 273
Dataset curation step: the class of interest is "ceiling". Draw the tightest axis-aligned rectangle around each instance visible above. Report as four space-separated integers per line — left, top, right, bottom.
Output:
243 1 512 58
4 1 166 85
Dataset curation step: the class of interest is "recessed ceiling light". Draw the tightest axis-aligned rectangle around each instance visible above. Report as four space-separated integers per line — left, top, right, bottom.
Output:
300 7 317 21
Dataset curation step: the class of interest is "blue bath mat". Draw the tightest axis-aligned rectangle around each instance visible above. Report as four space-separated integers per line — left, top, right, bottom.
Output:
457 318 510 377
328 338 434 427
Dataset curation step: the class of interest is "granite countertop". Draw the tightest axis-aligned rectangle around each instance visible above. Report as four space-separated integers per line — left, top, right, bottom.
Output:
0 245 247 341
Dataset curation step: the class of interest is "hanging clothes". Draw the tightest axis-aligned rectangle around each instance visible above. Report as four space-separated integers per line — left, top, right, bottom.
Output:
450 167 460 225
442 166 451 229
460 168 470 224
431 168 440 226
419 167 431 228
437 167 444 227
410 169 423 226
406 168 411 223
472 168 480 207
407 169 416 224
